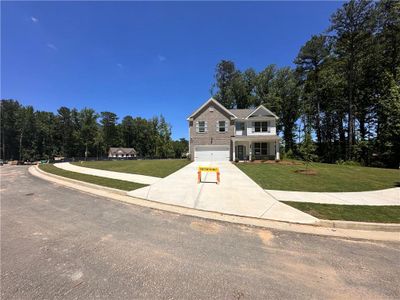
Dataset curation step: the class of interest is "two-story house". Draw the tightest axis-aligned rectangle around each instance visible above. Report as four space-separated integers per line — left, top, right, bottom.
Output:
187 98 280 162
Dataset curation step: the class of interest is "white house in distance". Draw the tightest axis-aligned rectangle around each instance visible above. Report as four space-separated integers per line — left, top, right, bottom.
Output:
108 147 137 158
187 98 280 162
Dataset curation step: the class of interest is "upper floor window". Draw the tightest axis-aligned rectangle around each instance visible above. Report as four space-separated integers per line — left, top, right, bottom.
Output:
254 121 268 132
217 120 227 132
197 121 207 133
235 122 245 131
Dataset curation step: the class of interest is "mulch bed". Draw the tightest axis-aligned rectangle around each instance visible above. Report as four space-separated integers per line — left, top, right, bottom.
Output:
243 160 303 166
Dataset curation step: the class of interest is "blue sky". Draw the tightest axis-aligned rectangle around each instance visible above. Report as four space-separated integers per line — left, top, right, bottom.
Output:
2 1 343 139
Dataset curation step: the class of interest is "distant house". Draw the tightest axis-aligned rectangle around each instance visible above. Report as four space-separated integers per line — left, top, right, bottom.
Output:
108 147 137 158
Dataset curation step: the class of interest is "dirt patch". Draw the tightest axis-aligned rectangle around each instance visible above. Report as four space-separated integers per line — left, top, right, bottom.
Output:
238 226 274 245
100 234 113 242
294 169 317 175
190 221 222 234
257 229 274 245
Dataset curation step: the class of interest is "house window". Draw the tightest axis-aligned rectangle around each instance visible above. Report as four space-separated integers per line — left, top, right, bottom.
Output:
235 122 244 131
197 121 207 133
254 122 268 132
254 143 268 156
218 121 227 132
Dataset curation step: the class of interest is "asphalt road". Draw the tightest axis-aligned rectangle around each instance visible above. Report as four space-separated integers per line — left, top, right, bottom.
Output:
1 166 400 299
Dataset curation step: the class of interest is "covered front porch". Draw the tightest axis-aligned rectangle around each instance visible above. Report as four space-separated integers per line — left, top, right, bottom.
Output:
232 136 280 161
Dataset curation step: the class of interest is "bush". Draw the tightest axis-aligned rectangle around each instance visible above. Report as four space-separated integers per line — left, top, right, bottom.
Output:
336 160 361 166
284 149 295 159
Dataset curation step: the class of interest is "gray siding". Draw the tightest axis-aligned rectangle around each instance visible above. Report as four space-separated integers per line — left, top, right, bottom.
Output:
189 104 234 160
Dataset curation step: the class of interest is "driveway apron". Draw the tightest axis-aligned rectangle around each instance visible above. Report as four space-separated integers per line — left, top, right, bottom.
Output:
128 162 318 224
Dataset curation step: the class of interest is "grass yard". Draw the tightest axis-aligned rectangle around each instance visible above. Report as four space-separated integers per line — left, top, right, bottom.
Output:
283 201 400 223
236 161 399 192
71 159 190 178
39 164 146 191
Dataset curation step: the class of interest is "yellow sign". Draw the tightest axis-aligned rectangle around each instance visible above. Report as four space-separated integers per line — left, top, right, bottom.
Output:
197 166 221 184
198 166 219 172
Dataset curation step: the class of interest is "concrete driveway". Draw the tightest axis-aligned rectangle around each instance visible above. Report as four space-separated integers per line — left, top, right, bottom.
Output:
128 162 317 224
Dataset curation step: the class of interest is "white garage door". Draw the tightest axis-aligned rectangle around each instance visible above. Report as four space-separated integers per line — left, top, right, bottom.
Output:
194 145 230 162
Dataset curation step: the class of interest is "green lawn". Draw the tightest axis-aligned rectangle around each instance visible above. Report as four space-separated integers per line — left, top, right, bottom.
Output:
283 201 400 223
39 164 146 191
236 161 399 192
71 159 190 178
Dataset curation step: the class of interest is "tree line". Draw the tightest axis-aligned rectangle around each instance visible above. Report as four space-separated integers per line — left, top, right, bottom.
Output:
0 100 188 161
211 0 399 168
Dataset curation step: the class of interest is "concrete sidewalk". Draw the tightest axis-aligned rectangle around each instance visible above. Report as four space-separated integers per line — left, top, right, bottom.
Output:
266 188 400 206
127 162 318 224
54 162 160 185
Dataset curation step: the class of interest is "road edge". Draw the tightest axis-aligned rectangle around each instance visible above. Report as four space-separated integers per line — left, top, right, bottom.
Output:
30 165 400 242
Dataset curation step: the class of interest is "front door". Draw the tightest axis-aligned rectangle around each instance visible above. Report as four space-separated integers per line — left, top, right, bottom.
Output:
237 145 245 160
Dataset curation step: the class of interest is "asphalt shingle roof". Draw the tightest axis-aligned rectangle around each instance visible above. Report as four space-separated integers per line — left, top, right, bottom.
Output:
109 147 137 154
228 109 255 119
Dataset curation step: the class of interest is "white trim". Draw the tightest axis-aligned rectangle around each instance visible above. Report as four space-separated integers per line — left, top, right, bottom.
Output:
187 98 237 120
245 105 279 119
231 135 280 142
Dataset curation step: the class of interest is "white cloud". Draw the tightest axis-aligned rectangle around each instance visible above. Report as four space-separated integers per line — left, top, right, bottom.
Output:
157 55 166 62
31 16 39 23
46 43 57 50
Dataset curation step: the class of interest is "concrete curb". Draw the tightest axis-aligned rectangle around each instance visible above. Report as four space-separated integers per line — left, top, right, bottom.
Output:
317 220 400 232
30 165 400 242
34 165 127 196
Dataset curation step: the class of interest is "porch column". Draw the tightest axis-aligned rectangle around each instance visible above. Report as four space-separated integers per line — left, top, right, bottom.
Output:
232 140 236 161
249 141 252 161
275 140 280 161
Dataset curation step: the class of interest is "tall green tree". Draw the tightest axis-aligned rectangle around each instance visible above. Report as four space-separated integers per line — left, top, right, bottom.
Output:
100 111 119 153
212 60 238 108
375 72 400 167
172 138 189 158
376 0 400 79
0 100 21 160
16 106 35 161
254 65 277 107
57 107 76 157
121 116 135 148
156 115 174 158
329 0 375 159
78 108 99 160
295 35 330 149
34 111 58 160
270 68 300 152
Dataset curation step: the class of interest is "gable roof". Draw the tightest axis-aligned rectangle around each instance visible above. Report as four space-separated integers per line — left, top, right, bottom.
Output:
187 98 236 120
245 105 279 119
187 98 279 121
109 147 137 154
228 109 254 119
